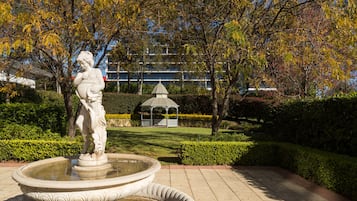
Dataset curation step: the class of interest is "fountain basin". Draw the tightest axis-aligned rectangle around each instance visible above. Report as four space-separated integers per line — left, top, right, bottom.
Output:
12 153 161 201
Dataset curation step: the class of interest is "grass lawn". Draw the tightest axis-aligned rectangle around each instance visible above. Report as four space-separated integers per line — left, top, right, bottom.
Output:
106 127 213 164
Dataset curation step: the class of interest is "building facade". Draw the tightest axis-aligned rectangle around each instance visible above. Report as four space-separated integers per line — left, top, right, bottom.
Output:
105 45 212 90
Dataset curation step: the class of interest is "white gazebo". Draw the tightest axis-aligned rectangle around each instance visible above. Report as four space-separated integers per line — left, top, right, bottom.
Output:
140 82 179 127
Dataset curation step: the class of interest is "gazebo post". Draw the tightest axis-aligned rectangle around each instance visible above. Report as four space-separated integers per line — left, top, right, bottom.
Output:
150 107 153 127
165 107 169 128
176 107 179 126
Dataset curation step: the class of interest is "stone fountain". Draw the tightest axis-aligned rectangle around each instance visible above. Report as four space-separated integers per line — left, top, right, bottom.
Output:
12 51 194 201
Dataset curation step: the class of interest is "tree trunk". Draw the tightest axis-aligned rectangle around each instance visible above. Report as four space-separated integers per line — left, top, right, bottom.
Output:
209 61 219 136
127 71 131 92
137 67 143 95
61 80 76 138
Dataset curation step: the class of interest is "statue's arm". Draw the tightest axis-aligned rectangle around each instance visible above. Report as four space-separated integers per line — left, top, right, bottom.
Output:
73 72 83 87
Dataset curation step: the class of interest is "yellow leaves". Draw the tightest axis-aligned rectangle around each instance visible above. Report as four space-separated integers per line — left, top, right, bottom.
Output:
0 2 13 25
222 46 235 59
22 24 32 34
225 20 247 46
40 32 65 56
346 59 353 67
0 37 33 55
0 83 18 98
184 44 198 55
0 38 11 55
71 19 89 39
231 31 246 45
283 52 294 63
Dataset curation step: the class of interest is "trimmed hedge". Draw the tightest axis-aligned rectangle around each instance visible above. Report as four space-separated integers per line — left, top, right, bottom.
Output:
0 123 62 140
264 96 357 157
105 113 213 127
106 114 131 119
180 141 357 200
180 141 279 166
0 103 66 135
0 140 82 161
228 96 278 122
103 93 150 114
277 143 357 199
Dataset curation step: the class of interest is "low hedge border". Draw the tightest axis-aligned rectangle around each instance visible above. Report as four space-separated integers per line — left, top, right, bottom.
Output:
106 113 212 121
180 141 357 201
0 140 82 161
105 114 212 128
106 114 131 119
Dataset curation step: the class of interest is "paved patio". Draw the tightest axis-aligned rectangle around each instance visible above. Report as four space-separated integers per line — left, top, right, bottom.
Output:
0 164 350 201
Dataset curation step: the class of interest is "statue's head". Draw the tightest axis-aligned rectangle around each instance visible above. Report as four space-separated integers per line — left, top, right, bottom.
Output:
77 51 94 69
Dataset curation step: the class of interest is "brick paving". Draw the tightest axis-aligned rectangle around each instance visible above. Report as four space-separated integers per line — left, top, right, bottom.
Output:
0 164 350 201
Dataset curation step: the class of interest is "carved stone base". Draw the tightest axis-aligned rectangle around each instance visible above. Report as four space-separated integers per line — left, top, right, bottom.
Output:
77 153 108 167
73 163 112 180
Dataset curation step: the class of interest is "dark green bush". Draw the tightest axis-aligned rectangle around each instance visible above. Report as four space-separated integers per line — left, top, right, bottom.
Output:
228 96 278 122
103 93 150 114
0 140 81 161
180 141 357 201
0 103 66 135
170 95 212 114
180 141 279 166
277 143 357 200
263 96 357 157
0 123 62 140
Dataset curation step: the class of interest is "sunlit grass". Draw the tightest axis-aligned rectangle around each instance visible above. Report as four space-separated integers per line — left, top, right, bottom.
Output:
106 127 212 163
105 125 259 164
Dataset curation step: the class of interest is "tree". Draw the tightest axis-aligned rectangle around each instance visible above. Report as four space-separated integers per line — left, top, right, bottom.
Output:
154 0 314 135
266 2 329 97
0 1 31 103
265 1 357 98
0 60 18 104
1 0 144 137
321 0 357 95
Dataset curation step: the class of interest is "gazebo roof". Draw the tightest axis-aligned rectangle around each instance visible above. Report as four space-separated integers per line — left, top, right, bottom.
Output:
141 97 179 108
141 82 179 109
151 82 168 95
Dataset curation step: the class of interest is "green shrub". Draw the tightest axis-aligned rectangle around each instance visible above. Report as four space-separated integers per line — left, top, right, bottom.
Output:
180 141 357 200
0 103 66 135
0 140 81 161
170 95 212 114
103 93 150 114
228 96 278 122
277 143 357 200
0 123 62 140
180 141 278 165
264 96 357 157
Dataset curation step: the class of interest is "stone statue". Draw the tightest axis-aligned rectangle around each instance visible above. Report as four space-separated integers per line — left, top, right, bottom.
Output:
73 51 107 166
